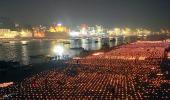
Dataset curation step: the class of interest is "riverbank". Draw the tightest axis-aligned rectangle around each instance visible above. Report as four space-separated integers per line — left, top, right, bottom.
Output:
0 60 68 83
0 36 134 83
0 34 170 83
1 40 170 99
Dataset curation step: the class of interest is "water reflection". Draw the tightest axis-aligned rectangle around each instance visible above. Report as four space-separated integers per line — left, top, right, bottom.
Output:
0 44 18 62
21 45 29 65
70 39 81 49
0 37 137 65
82 39 90 50
115 37 118 45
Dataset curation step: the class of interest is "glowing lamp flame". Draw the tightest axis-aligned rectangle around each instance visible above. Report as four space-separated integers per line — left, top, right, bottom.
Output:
92 52 104 56
0 82 13 88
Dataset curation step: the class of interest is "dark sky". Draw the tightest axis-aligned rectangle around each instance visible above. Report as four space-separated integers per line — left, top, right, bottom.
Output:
0 0 170 28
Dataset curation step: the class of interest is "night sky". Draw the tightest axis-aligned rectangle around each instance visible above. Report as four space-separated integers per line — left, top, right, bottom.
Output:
0 0 170 28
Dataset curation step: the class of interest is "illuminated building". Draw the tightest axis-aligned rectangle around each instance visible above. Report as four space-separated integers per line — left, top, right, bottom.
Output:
107 30 116 36
69 31 80 37
114 28 121 36
136 28 151 36
33 31 45 38
0 17 20 38
0 28 33 38
122 28 131 36
96 25 104 36
0 28 33 39
46 24 69 39
69 25 107 38
160 28 170 34
19 29 32 38
107 27 153 37
0 29 19 38
88 27 96 36
48 24 69 33
80 24 88 36
0 17 33 38
32 26 45 38
107 28 121 36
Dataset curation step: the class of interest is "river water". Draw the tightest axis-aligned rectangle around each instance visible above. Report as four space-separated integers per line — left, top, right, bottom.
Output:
0 36 137 65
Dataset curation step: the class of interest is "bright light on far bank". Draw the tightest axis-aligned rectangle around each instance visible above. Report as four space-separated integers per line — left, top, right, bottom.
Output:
53 45 64 56
69 31 79 37
21 41 28 45
57 23 62 26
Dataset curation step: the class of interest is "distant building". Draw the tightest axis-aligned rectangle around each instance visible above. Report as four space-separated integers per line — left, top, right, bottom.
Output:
19 29 32 38
48 24 69 33
0 17 17 38
45 24 69 39
0 29 19 38
0 17 34 38
32 25 46 38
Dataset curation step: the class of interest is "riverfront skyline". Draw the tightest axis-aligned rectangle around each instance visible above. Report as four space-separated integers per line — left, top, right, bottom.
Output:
0 0 170 28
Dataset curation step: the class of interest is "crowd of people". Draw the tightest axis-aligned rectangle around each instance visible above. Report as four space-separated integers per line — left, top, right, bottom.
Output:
0 41 170 99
